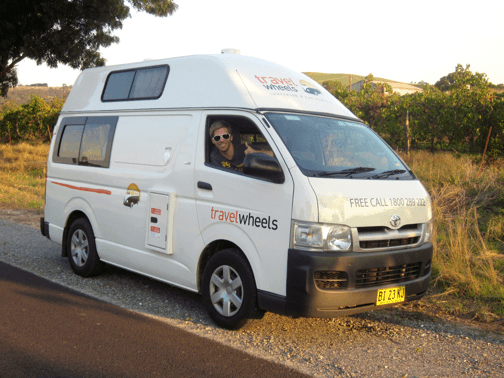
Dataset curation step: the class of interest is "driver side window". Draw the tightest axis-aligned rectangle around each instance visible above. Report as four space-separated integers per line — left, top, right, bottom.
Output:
205 115 282 183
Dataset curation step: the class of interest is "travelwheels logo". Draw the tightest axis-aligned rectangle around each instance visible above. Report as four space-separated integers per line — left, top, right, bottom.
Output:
300 80 322 96
254 75 321 96
211 207 278 231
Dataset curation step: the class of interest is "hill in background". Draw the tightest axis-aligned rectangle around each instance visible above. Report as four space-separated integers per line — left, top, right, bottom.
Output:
304 72 382 86
0 86 70 108
303 72 427 90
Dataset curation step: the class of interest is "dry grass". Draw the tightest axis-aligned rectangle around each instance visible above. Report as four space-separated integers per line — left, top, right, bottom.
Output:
0 143 49 212
401 150 504 319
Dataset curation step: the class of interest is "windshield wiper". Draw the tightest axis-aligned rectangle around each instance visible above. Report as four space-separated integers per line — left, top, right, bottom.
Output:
315 167 375 177
371 169 407 179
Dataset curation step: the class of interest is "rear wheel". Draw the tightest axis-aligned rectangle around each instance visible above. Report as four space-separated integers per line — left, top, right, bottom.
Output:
202 249 259 329
67 218 102 277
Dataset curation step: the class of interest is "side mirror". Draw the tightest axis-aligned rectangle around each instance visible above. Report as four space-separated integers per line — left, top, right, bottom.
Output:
243 153 284 184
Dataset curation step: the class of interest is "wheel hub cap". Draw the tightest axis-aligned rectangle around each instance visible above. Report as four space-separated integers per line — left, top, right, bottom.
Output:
210 265 243 317
70 229 89 267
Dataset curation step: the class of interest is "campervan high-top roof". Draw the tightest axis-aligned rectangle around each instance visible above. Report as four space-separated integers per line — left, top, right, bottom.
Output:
62 54 357 119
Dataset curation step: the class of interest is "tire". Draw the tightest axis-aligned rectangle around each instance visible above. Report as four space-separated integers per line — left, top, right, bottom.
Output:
202 249 259 330
67 218 102 277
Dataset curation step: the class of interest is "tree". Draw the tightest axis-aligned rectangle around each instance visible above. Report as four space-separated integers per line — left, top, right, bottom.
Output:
0 0 178 96
434 64 489 92
0 67 18 97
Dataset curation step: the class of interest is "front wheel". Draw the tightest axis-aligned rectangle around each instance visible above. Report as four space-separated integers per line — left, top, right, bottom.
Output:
202 249 259 330
67 218 102 277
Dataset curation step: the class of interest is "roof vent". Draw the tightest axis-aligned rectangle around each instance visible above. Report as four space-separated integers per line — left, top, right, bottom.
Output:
221 48 241 55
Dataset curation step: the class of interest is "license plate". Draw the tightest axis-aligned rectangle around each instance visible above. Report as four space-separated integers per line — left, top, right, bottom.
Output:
376 286 405 306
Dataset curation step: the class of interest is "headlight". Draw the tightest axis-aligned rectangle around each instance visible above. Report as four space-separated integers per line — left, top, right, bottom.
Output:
294 224 323 248
327 226 352 250
292 221 352 251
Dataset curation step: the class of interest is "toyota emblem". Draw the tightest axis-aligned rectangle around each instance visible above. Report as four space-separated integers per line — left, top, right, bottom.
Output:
390 215 401 228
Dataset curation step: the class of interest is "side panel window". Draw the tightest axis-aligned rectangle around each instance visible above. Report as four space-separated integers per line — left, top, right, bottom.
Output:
53 116 118 168
101 65 169 102
102 71 135 101
79 119 113 166
129 66 168 99
58 125 84 161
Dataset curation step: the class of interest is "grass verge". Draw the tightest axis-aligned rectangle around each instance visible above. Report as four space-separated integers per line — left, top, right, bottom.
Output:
0 143 49 212
400 150 504 328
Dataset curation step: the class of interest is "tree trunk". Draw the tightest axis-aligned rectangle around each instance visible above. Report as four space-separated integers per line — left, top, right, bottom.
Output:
46 123 52 141
14 120 20 139
430 122 435 153
404 110 410 155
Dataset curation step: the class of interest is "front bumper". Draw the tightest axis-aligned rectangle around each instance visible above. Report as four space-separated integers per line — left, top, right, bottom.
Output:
258 243 432 318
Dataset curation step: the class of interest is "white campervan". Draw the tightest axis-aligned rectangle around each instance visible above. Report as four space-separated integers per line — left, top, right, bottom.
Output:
41 52 433 329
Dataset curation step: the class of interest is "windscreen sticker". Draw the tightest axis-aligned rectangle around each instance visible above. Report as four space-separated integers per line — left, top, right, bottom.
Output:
211 207 278 231
348 198 427 208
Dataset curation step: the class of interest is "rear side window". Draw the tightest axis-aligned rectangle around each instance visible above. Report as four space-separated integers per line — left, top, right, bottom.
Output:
58 125 84 161
102 71 135 101
102 65 169 102
53 116 118 167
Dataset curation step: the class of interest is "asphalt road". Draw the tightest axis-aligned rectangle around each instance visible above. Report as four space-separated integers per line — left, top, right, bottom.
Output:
0 261 310 378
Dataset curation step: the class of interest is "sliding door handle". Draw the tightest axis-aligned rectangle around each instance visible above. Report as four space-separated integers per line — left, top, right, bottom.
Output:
197 181 213 190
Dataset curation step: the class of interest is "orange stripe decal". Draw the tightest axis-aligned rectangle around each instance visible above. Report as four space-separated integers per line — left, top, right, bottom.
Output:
51 181 112 195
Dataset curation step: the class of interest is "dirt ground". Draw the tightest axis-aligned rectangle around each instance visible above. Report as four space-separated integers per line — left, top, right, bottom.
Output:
0 208 42 229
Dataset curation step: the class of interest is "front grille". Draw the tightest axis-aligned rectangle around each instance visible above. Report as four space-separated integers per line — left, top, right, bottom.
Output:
355 262 421 288
356 224 423 251
314 271 348 290
360 236 420 249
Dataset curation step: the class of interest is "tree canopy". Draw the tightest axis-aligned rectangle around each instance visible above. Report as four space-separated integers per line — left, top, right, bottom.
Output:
434 64 489 92
0 0 178 96
322 65 503 157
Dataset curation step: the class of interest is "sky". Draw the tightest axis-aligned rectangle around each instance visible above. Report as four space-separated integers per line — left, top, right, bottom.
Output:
16 0 504 87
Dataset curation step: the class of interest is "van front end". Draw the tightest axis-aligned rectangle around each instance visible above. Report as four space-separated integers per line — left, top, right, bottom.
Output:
260 112 434 318
258 216 433 318
285 242 432 318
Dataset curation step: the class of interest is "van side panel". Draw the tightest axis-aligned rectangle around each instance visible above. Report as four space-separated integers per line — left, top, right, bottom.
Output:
46 113 206 291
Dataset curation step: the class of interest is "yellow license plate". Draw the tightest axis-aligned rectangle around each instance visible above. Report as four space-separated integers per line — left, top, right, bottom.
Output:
376 286 405 305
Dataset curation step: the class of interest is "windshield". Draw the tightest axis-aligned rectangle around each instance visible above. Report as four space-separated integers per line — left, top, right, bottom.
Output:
265 113 414 179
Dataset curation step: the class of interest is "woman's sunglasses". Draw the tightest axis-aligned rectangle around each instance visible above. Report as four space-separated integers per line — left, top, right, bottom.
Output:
212 133 231 142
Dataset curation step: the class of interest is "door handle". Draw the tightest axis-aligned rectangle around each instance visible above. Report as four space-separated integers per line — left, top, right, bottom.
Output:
197 181 213 190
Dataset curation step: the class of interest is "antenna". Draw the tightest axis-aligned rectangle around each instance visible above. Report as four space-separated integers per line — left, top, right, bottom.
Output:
221 48 241 55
